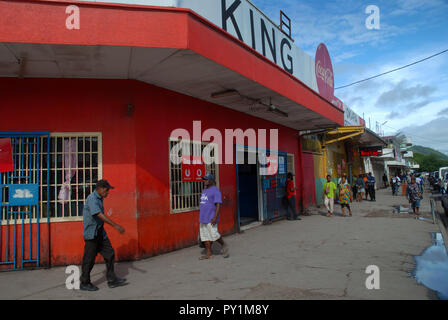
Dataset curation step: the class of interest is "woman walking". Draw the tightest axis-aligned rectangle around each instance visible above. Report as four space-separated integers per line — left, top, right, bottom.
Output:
338 176 353 217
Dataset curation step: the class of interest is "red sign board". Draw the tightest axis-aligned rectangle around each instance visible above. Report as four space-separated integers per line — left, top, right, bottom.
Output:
0 138 14 173
181 155 205 182
359 147 383 157
315 43 335 103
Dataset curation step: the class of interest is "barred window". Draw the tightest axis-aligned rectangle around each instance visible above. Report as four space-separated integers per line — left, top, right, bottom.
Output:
169 139 219 213
0 133 102 224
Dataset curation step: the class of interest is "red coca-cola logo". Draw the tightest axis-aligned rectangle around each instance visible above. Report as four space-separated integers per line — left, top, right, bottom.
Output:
315 43 334 102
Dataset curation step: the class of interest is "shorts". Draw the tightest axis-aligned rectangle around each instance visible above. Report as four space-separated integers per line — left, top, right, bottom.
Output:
411 200 420 209
199 223 221 242
341 203 351 209
358 188 365 193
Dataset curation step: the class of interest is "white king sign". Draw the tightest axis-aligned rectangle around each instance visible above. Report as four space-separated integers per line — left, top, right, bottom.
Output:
77 0 322 93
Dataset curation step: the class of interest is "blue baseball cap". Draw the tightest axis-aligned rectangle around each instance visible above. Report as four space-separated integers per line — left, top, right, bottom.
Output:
202 173 215 181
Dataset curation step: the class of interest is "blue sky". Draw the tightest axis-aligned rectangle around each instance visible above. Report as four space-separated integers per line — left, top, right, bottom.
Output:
252 0 448 154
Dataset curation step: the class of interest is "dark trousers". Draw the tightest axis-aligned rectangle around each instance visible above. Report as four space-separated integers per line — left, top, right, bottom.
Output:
287 196 298 219
367 184 376 200
80 232 116 284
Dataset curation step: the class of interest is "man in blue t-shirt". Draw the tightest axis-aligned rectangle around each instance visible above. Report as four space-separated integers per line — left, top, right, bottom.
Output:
366 172 376 201
80 180 126 291
199 174 229 260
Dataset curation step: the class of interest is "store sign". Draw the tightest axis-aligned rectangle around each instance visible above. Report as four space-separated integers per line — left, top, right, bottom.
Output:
359 147 383 157
315 43 334 103
181 155 205 182
78 0 321 93
0 138 14 173
343 104 363 126
8 184 39 206
331 96 344 111
259 153 278 176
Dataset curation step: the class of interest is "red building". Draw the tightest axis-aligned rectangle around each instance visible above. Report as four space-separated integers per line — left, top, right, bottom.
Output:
0 0 344 270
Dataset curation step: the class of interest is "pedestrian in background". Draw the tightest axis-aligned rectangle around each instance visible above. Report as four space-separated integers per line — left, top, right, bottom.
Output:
382 173 388 188
355 175 365 202
352 175 358 200
406 177 423 215
338 176 353 217
363 174 368 200
286 172 301 221
323 175 337 217
367 172 376 201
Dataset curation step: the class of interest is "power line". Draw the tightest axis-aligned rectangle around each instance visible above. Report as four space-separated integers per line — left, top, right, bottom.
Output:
383 124 448 144
335 49 448 90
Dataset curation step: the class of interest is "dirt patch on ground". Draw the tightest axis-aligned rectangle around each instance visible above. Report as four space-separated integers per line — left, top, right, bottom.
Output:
242 282 353 300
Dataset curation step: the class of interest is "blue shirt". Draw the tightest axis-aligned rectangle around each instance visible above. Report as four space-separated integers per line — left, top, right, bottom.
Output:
83 191 107 240
199 186 222 224
367 176 376 185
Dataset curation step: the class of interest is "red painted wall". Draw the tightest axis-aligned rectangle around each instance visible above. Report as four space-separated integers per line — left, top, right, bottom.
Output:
302 152 316 208
0 78 139 267
0 78 302 266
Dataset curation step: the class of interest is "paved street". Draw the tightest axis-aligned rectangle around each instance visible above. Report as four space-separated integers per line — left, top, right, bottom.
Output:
0 188 442 300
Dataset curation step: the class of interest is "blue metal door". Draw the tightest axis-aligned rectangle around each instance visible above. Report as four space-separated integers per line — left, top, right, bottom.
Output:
261 151 288 220
0 132 50 271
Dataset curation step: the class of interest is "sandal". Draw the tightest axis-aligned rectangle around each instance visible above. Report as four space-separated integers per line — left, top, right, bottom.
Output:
199 255 212 260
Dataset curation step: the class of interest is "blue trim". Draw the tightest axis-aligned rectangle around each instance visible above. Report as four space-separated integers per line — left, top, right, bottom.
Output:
235 144 241 231
0 132 50 270
0 132 50 137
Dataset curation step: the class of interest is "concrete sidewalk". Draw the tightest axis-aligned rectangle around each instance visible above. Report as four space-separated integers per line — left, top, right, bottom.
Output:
0 188 441 300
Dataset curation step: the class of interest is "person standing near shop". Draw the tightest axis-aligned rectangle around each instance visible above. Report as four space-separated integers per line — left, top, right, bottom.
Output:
338 176 353 217
363 174 368 200
382 173 388 188
366 172 376 201
352 175 358 200
198 174 229 260
323 175 337 217
80 180 127 291
406 177 423 215
286 172 301 221
355 175 365 202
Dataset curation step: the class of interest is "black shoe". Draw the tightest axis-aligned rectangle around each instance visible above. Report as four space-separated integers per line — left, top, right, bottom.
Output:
295 217 302 220
107 278 127 288
80 283 99 291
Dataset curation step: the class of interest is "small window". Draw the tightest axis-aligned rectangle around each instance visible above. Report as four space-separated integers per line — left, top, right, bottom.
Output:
169 139 219 213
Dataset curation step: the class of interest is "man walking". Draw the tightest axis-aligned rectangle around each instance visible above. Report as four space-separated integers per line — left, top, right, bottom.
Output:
80 180 127 291
286 172 301 221
323 175 337 217
366 172 376 201
199 174 229 260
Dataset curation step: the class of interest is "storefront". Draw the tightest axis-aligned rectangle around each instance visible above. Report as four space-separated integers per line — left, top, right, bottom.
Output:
0 0 343 269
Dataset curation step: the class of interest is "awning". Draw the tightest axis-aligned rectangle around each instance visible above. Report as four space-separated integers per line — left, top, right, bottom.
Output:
0 0 344 131
323 125 364 146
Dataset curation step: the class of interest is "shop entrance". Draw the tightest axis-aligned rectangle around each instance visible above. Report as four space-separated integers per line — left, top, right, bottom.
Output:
236 148 260 227
235 145 289 229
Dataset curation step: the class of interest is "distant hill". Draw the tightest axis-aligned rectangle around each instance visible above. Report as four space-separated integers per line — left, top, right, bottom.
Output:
410 145 448 161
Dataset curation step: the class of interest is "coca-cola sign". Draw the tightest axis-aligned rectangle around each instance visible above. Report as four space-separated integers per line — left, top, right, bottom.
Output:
315 43 334 102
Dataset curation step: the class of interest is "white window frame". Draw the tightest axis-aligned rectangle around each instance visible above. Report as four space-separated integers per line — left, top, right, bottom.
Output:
0 132 103 225
169 138 220 214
